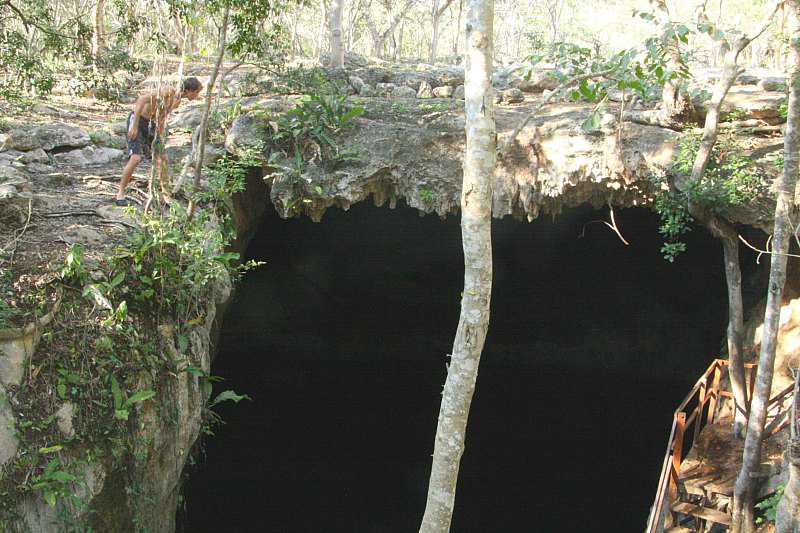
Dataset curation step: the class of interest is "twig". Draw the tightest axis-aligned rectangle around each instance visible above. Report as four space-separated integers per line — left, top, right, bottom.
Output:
38 211 100 218
738 233 800 263
578 203 630 246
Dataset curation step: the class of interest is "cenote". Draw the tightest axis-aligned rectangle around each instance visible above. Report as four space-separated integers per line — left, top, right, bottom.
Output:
179 202 765 533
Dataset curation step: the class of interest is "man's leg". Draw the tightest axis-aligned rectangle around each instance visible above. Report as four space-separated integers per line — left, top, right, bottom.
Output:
117 154 142 203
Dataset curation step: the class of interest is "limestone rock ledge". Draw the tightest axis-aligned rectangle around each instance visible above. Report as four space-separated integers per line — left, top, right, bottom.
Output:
0 277 229 532
226 96 681 222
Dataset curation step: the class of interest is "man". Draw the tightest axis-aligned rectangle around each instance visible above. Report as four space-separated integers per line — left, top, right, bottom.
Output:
115 77 203 206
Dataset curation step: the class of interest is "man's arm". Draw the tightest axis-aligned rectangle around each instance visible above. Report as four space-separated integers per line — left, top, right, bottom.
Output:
155 88 176 135
128 95 148 140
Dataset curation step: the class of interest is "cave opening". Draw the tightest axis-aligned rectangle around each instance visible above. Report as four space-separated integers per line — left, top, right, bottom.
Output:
180 201 766 533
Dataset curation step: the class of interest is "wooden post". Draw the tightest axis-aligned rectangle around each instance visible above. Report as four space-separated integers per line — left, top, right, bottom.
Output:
694 379 708 444
669 412 687 505
707 363 722 425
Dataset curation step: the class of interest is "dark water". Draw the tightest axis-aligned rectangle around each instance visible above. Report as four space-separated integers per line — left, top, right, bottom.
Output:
181 203 765 532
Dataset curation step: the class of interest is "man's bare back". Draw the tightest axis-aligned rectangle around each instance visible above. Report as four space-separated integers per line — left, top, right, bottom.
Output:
114 76 203 206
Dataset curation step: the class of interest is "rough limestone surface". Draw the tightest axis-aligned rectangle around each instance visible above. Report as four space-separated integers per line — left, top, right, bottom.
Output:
33 124 91 152
53 146 125 167
432 86 454 98
758 76 788 92
417 81 434 99
392 86 417 99
453 85 465 99
226 96 682 223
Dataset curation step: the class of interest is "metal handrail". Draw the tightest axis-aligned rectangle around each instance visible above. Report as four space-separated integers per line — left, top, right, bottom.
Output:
645 359 796 533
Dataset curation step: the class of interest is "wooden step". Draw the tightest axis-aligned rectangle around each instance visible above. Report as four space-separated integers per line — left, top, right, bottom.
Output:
665 528 694 533
671 502 731 526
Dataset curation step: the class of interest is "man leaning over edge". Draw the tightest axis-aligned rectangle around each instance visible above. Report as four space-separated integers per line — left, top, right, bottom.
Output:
115 76 203 207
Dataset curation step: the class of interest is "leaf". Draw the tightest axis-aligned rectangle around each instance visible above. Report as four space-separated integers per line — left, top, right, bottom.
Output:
581 109 603 132
39 445 63 454
208 390 252 408
57 382 67 399
111 376 123 411
48 471 77 483
109 271 125 288
124 390 156 409
44 491 56 507
114 409 129 421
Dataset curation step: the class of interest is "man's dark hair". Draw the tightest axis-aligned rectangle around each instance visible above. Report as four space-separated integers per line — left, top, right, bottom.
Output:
182 77 202 93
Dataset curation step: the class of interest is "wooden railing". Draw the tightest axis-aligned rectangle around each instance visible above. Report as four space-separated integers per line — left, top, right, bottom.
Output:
645 359 795 533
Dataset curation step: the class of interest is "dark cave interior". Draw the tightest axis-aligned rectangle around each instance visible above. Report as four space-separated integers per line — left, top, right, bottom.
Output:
180 201 766 533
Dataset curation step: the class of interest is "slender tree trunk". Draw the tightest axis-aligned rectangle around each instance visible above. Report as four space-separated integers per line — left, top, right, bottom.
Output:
91 0 107 64
330 0 345 68
430 9 441 63
187 6 229 220
776 370 800 532
683 4 781 444
419 0 494 532
452 0 462 57
732 3 800 531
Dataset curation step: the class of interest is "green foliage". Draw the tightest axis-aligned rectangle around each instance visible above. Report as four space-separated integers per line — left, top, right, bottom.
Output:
755 484 784 524
269 92 364 179
651 134 768 261
419 189 435 206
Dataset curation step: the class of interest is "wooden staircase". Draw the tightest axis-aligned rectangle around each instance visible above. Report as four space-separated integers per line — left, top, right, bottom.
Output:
646 359 794 533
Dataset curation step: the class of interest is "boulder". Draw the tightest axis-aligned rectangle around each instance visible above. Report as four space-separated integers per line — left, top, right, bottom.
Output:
53 146 125 166
392 86 417 99
758 77 788 92
90 130 124 149
501 88 525 104
349 76 366 94
21 148 50 165
453 85 465 100
376 83 397 97
169 106 204 130
33 123 91 151
225 114 272 159
432 86 454 98
0 164 28 182
112 120 129 136
359 84 376 97
736 74 760 85
55 402 75 438
417 81 434 99
1 129 40 152
510 69 560 93
720 86 786 124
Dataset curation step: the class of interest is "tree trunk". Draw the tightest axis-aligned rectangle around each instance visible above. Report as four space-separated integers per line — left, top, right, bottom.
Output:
330 0 345 68
650 0 694 126
732 4 799 531
452 0 463 57
418 1 494 532
91 0 107 63
685 44 749 436
430 8 441 63
187 6 229 220
683 4 781 446
776 369 800 533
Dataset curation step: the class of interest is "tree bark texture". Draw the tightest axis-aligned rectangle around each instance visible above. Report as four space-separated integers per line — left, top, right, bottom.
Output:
330 0 345 68
91 0 107 63
418 1 494 532
684 2 781 442
776 370 800 533
430 0 454 63
732 3 800 530
187 6 229 220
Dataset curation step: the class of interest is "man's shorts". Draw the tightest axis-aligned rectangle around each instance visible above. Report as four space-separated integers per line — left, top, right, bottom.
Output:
126 113 165 158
